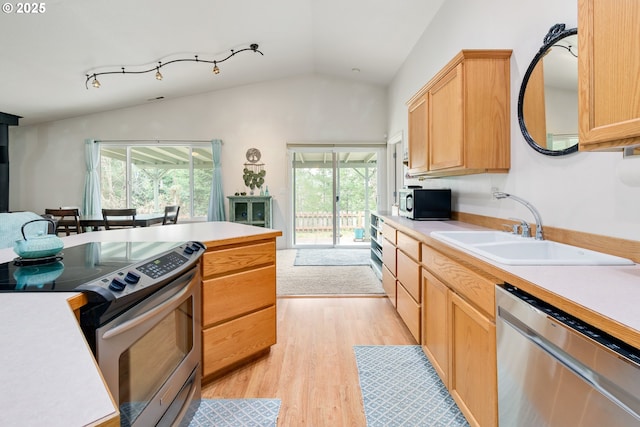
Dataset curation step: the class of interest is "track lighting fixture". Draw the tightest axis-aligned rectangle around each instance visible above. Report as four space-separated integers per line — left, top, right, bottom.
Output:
84 43 263 89
155 62 163 80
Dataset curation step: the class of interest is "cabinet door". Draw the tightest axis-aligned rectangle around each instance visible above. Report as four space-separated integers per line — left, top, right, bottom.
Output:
579 0 640 150
421 268 449 387
449 292 497 427
251 201 266 224
408 95 429 174
429 64 464 171
232 201 249 223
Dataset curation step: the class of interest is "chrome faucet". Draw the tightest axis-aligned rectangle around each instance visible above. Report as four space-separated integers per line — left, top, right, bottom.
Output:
493 192 544 240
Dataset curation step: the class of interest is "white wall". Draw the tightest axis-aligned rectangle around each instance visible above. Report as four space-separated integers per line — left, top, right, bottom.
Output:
388 0 640 241
8 74 388 247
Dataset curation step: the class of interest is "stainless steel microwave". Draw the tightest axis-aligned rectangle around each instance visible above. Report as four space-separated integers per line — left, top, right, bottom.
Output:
398 188 451 220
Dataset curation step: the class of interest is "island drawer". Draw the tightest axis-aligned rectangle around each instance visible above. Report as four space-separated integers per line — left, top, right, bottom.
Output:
201 241 276 278
202 305 276 379
202 265 276 327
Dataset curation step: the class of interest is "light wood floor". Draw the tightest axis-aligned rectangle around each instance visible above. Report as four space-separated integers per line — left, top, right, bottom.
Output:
201 296 417 426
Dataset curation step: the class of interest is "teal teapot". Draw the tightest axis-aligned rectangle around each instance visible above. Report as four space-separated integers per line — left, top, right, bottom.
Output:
13 218 64 259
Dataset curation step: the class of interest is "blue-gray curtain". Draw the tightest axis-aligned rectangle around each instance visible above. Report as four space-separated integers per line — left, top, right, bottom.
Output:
82 139 101 216
207 139 226 221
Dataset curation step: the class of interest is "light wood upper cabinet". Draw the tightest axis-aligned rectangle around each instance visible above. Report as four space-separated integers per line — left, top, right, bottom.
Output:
408 94 429 174
429 63 464 171
578 0 640 151
407 50 512 177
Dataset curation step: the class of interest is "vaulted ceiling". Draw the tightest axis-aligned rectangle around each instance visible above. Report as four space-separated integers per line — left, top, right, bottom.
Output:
1 0 445 126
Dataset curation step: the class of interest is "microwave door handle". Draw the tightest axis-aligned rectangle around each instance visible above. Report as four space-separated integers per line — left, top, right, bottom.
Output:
406 194 413 212
101 272 195 340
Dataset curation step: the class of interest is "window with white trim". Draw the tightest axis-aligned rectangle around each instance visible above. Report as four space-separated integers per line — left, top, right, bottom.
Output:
100 143 213 220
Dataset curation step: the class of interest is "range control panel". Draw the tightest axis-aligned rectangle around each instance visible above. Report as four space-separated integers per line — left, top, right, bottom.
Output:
77 241 206 300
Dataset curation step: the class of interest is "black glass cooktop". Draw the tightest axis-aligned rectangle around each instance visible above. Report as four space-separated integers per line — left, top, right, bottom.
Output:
0 241 182 292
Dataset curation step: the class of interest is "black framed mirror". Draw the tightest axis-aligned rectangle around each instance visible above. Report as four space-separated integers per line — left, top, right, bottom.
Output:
518 24 578 156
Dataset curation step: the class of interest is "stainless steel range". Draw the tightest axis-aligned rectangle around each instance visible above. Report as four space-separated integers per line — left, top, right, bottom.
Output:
0 240 206 427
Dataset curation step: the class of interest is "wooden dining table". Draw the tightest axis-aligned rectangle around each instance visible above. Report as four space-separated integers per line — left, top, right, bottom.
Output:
79 213 166 230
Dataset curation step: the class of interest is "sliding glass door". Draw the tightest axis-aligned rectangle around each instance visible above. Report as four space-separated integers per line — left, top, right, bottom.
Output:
290 146 380 247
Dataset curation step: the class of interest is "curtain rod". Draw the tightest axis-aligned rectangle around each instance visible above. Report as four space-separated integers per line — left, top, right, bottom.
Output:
94 139 222 144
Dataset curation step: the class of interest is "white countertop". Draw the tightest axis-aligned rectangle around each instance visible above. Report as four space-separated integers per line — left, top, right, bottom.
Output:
0 221 281 426
380 215 640 340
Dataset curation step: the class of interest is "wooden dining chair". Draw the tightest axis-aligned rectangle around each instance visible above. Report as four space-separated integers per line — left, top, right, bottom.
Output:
44 208 82 235
102 208 137 230
162 205 180 225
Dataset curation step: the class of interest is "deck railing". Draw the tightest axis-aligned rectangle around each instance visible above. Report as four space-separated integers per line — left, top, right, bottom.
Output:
295 211 367 233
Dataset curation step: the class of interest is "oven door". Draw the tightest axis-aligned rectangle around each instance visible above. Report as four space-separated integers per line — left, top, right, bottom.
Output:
95 268 201 427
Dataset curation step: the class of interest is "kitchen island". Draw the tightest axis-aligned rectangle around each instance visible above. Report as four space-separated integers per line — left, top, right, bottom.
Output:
0 222 281 427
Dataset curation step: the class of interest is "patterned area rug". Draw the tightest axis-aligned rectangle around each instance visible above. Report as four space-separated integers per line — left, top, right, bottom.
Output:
354 345 469 427
187 399 281 427
294 248 370 266
277 249 384 295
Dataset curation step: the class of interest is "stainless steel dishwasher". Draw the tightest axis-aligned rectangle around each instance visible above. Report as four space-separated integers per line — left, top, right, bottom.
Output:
496 284 640 426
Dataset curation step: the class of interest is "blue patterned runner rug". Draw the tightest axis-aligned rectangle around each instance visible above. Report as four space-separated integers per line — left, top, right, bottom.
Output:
354 345 469 427
187 398 281 427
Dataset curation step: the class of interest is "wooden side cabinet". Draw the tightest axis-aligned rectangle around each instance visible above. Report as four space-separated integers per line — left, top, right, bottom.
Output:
200 237 277 381
228 196 272 228
578 0 640 152
407 50 512 177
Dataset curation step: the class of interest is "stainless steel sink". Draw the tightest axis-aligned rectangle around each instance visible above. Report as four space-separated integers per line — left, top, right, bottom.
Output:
430 231 634 266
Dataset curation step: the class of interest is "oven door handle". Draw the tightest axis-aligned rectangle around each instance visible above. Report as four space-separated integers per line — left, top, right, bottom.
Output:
101 271 195 340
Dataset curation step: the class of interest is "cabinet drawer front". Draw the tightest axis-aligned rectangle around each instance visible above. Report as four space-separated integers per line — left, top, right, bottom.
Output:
202 241 275 278
202 265 276 327
382 223 397 245
202 305 276 378
382 241 397 275
396 282 421 342
422 244 497 319
382 264 397 307
397 232 420 260
396 249 420 302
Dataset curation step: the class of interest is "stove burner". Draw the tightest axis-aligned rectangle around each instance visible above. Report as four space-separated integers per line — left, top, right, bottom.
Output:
13 253 63 266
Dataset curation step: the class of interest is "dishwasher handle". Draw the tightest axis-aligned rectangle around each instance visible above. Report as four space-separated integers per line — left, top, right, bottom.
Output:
499 305 640 422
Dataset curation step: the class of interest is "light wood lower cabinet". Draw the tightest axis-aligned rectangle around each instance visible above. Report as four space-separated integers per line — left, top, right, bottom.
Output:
382 264 397 307
381 225 422 342
421 243 500 427
421 268 449 385
200 238 277 381
449 291 497 427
